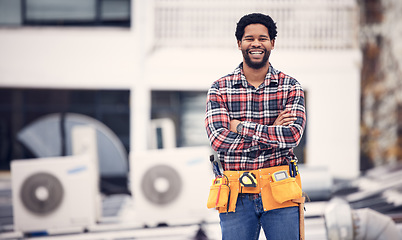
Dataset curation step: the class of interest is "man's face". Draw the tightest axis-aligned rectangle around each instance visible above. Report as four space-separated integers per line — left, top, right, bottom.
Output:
237 23 275 69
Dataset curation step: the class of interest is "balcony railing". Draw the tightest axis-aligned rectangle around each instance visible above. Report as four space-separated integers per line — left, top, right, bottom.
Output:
153 0 359 50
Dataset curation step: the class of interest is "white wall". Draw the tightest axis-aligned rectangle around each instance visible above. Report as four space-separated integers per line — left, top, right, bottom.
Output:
0 28 138 89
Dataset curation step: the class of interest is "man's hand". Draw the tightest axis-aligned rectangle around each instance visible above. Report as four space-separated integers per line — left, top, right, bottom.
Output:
230 119 241 133
273 108 297 126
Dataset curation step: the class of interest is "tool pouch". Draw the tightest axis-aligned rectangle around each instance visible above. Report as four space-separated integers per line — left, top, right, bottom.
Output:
270 177 302 204
207 179 230 209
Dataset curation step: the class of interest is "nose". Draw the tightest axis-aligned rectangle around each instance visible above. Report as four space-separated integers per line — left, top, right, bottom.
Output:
251 39 262 47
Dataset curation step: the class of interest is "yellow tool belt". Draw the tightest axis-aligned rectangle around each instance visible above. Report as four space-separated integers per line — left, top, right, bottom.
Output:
207 165 302 213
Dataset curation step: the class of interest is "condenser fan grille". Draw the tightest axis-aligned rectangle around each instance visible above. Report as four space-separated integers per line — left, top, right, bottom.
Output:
20 172 64 215
141 165 182 205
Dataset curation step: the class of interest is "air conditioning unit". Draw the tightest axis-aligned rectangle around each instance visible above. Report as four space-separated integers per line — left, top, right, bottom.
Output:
130 146 218 227
11 125 100 234
11 155 98 234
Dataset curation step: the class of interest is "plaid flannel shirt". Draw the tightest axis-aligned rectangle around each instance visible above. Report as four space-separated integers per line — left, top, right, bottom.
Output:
205 63 306 171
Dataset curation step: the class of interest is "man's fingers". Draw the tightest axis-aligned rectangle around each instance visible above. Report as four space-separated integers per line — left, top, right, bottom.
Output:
277 114 297 126
277 109 291 120
274 109 297 126
282 117 297 126
283 112 295 118
279 112 296 121
280 108 291 115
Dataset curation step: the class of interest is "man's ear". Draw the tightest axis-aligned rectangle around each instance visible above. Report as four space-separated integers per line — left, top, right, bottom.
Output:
237 40 241 50
271 39 275 49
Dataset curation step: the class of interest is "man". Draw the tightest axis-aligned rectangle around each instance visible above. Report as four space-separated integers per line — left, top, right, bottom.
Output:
205 13 306 239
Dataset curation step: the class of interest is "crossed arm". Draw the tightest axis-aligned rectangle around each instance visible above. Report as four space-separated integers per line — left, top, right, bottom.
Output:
229 108 297 132
205 84 306 153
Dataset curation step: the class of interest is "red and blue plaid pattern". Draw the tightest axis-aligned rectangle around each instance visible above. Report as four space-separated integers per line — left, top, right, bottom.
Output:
205 63 306 171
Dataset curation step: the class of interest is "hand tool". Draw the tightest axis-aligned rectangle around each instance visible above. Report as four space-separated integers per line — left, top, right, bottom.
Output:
239 172 257 187
272 170 290 182
210 155 222 177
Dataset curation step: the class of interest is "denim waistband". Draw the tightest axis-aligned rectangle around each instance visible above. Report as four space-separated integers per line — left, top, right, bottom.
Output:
239 193 260 200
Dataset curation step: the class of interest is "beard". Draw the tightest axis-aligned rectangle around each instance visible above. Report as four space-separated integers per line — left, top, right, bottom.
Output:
242 48 270 69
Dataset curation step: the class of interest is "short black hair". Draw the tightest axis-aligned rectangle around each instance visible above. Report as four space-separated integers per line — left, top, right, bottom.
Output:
235 13 277 41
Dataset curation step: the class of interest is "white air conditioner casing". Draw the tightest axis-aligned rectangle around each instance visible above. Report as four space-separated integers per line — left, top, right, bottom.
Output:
11 125 100 234
130 146 218 226
11 155 97 234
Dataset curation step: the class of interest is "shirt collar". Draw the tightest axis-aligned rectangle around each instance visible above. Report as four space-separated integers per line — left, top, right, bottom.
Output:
233 62 279 88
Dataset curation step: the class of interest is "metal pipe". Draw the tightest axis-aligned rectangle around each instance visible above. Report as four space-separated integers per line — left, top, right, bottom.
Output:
324 198 401 240
353 208 401 240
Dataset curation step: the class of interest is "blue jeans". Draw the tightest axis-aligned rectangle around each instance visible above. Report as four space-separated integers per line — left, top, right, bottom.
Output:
219 194 299 240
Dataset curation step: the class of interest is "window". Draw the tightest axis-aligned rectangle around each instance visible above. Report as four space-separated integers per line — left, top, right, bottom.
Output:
0 0 131 27
151 90 209 148
0 0 22 25
0 88 130 170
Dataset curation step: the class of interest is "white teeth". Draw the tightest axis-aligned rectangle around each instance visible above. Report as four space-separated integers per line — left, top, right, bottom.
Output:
250 51 263 55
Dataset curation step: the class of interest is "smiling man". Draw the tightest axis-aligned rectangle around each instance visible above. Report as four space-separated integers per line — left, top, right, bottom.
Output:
205 13 307 239
239 23 272 71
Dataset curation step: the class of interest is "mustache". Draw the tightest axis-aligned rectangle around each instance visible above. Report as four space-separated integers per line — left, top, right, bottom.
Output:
247 47 265 52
